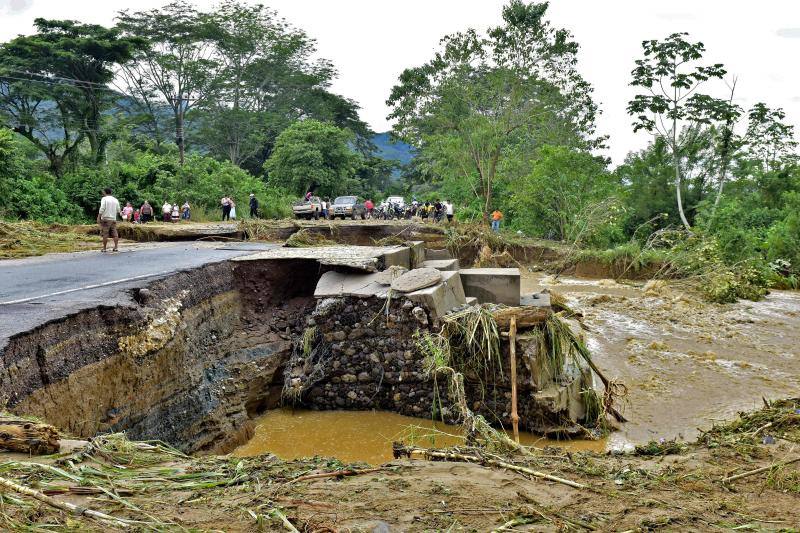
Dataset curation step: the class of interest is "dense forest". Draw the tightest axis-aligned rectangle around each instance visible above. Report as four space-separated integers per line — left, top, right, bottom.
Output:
1 1 798 300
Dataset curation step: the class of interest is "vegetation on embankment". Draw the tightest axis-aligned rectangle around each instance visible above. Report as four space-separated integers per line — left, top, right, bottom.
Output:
0 221 99 259
1 398 798 531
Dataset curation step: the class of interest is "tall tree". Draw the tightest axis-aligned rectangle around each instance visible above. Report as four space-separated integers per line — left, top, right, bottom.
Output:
628 32 737 230
387 1 600 219
743 102 797 172
264 119 360 197
117 1 219 165
0 19 139 173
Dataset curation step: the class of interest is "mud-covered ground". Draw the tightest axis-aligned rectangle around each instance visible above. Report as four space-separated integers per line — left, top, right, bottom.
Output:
1 398 798 532
524 272 800 447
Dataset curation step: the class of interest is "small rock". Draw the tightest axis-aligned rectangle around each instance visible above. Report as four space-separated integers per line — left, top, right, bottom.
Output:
412 306 428 325
357 372 371 382
332 331 347 341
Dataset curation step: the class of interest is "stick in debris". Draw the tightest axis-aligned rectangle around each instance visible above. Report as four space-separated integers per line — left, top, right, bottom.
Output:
287 467 385 484
0 475 135 528
509 316 520 444
268 508 300 533
721 456 800 484
393 444 586 489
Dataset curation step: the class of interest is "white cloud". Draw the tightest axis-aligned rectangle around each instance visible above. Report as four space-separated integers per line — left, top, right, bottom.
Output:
1 0 799 166
776 28 800 38
0 0 32 15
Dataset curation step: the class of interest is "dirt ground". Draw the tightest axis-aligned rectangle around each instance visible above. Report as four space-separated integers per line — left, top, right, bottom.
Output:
1 398 799 532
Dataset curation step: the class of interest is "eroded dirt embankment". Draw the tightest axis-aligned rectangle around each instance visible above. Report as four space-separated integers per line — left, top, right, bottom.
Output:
0 260 319 453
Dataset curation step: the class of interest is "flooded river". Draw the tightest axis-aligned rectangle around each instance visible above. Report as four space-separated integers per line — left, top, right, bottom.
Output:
234 409 606 464
524 271 800 445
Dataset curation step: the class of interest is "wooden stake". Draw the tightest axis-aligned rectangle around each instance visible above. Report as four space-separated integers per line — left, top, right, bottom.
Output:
509 316 519 444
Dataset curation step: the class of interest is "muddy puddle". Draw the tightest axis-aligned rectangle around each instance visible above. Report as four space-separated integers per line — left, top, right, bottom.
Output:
234 409 607 464
523 270 800 446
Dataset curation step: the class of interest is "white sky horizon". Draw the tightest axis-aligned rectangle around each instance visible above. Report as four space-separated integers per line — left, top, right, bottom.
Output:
2 0 800 166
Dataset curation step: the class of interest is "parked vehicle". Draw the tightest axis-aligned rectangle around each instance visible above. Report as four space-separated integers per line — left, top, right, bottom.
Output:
331 196 366 219
292 196 322 219
386 196 406 209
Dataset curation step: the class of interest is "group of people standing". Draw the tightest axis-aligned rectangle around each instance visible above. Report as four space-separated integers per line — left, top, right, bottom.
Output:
113 200 191 224
220 194 260 221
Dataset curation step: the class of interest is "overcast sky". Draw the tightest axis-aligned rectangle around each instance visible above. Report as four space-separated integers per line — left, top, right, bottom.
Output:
2 0 800 165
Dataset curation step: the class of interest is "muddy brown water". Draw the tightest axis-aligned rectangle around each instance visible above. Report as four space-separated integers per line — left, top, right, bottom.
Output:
234 409 607 464
524 271 800 447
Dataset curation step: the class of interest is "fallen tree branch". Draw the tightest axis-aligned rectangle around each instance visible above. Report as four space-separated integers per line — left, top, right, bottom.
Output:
492 307 550 329
393 444 586 489
721 456 800 484
287 467 385 484
0 475 135 528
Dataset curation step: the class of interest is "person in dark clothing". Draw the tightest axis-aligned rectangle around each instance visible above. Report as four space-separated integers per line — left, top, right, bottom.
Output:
221 195 232 221
249 193 259 218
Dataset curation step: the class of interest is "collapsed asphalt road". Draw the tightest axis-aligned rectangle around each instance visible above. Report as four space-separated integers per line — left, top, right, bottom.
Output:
0 242 278 350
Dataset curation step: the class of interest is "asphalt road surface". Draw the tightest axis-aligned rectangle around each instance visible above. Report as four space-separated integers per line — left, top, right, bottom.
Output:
0 242 278 348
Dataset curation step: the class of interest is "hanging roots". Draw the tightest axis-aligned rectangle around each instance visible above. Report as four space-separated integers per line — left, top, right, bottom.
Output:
439 305 503 380
416 331 524 454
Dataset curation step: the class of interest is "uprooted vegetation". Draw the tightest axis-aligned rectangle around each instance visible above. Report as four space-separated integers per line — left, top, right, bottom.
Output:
0 221 99 258
1 398 798 531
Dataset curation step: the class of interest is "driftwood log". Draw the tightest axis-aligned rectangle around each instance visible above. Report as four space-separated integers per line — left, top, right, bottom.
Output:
492 307 550 329
0 416 60 455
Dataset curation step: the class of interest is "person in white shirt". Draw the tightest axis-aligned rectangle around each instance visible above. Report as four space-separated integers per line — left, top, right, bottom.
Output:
445 200 454 223
97 187 122 253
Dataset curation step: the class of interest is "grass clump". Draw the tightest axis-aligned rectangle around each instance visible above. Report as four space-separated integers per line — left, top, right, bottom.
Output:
0 220 99 258
284 228 336 248
633 438 689 456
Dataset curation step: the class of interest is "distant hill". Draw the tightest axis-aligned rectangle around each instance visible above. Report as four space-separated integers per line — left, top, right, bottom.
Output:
372 132 414 166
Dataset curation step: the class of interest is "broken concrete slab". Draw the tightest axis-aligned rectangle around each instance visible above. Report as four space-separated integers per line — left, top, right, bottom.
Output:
232 245 411 272
465 296 478 306
423 258 460 271
408 241 426 268
459 268 520 306
382 247 411 269
314 271 392 299
391 268 442 292
425 248 453 260
520 292 551 307
406 271 466 319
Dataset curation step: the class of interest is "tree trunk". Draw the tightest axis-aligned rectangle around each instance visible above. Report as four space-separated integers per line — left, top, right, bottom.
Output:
176 111 185 165
0 416 60 455
711 78 738 219
672 114 691 231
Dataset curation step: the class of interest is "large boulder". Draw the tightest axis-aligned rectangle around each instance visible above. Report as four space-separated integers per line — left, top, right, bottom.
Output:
391 267 442 293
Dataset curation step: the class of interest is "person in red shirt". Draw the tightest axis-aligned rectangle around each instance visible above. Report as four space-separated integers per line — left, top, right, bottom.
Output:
365 199 374 218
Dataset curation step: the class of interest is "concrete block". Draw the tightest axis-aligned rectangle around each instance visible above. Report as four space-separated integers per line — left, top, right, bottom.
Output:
406 271 466 319
423 258 460 271
520 292 551 308
408 241 426 268
314 271 391 299
459 268 520 306
425 248 452 260
465 296 478 306
380 247 411 269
